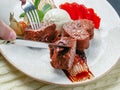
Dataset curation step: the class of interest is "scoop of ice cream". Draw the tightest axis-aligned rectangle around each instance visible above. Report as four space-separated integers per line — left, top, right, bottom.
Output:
43 8 71 33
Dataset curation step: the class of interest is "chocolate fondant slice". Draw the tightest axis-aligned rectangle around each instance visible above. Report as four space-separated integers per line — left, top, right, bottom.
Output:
63 20 92 50
79 19 94 39
24 22 58 43
49 37 76 70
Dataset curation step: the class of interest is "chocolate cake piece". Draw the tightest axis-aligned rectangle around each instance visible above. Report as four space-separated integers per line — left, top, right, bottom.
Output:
49 37 76 70
24 22 58 43
63 20 90 50
79 19 94 39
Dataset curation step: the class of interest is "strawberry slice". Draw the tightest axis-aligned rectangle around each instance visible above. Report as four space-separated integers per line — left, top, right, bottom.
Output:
93 13 101 29
60 2 77 20
79 4 87 19
60 2 101 29
72 3 84 19
85 8 94 20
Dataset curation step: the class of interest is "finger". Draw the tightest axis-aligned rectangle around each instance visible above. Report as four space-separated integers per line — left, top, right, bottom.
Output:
0 21 16 41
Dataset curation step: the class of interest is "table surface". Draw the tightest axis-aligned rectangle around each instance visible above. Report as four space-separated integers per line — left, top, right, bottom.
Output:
107 0 120 16
0 0 120 90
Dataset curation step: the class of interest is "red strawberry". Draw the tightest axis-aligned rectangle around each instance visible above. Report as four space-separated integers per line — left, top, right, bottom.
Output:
93 13 101 29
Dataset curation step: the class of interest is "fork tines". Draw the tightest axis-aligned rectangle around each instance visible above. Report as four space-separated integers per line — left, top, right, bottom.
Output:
21 1 41 30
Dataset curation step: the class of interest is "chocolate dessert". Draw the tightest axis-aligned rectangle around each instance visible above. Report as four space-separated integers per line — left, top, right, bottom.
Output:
49 37 76 70
49 38 94 82
24 22 58 43
23 19 95 82
63 20 91 50
79 19 94 39
63 50 94 82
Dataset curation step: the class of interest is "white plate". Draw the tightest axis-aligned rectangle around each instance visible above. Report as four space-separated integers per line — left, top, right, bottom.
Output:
0 0 120 85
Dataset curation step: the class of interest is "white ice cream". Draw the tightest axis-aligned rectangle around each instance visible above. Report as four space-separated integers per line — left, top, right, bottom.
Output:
43 8 71 33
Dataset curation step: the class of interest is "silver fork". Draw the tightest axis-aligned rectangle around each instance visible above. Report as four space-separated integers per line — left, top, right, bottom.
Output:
20 1 41 30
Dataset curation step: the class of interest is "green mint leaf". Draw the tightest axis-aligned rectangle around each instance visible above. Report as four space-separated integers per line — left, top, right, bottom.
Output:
34 0 41 9
36 9 44 21
42 3 52 14
19 12 25 18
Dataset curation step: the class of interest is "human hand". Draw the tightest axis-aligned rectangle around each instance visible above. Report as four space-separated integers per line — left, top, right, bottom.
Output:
0 20 16 41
